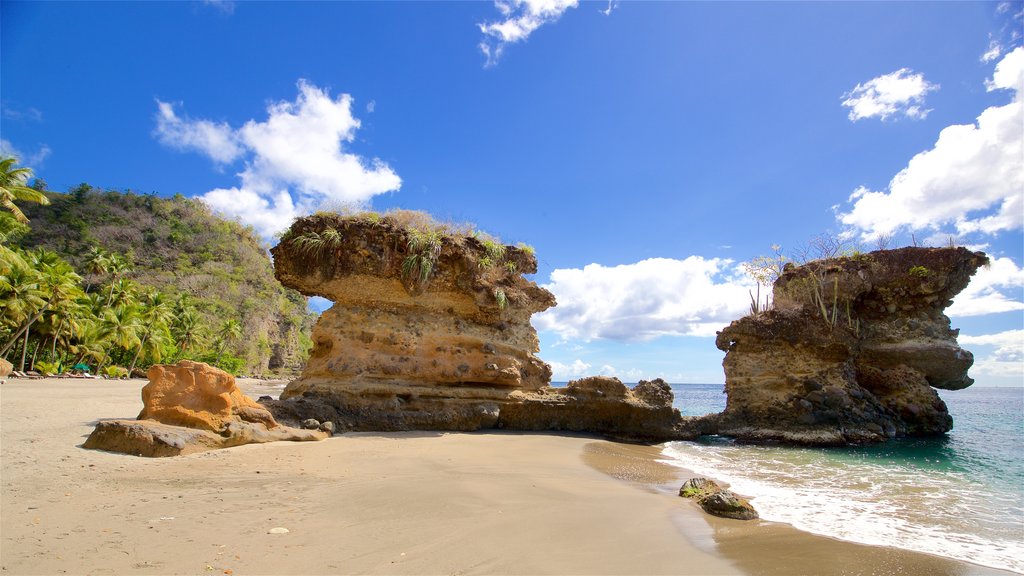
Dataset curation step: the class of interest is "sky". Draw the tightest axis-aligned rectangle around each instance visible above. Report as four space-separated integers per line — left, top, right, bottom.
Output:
2 1 1022 386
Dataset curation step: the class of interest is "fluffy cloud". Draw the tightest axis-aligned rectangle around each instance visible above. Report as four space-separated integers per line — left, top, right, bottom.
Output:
154 101 243 164
0 138 51 168
841 68 938 121
154 80 401 238
533 257 750 341
947 256 1024 317
960 329 1024 380
548 359 592 380
478 0 579 67
838 48 1024 240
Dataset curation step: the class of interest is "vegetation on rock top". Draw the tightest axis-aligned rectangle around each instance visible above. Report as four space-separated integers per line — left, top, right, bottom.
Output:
275 209 542 311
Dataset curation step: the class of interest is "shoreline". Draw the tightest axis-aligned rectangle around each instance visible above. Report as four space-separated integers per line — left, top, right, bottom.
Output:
1 378 1014 575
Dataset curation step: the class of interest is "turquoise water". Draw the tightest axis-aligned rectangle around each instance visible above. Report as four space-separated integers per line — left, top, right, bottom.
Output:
661 383 1024 572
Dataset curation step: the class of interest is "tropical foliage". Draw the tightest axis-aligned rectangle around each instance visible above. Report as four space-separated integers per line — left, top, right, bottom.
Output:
2 178 316 376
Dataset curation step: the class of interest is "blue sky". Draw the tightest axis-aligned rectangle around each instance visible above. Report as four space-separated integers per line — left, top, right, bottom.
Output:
2 1 1022 385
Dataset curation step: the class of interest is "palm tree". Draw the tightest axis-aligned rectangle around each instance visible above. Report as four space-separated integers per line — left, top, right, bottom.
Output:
0 157 50 223
0 250 45 360
172 307 203 354
0 249 81 370
103 253 132 307
128 290 173 374
95 304 142 373
214 318 242 365
83 246 110 294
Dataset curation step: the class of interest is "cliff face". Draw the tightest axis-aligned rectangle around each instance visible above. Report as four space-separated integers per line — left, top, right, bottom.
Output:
271 212 556 430
715 247 987 445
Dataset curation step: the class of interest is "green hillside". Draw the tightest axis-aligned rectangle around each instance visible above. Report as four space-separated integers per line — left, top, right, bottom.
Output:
4 183 314 376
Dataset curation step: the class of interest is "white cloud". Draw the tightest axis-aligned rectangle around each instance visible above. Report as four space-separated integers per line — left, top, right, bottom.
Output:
838 48 1024 240
0 139 51 168
982 38 1003 63
155 80 402 239
478 0 579 67
948 256 1024 317
533 256 750 342
154 101 243 164
202 0 235 14
960 329 1024 380
1 104 42 122
599 0 618 16
549 359 591 380
842 68 938 122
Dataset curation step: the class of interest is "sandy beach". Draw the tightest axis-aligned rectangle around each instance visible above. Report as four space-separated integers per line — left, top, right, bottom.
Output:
1 378 1011 575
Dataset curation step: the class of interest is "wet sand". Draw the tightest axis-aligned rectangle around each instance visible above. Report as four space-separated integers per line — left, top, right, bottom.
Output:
1 377 1013 575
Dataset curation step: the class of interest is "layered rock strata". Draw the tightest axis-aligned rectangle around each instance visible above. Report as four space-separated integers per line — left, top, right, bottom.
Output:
84 360 326 457
715 247 987 445
272 212 555 430
269 213 703 440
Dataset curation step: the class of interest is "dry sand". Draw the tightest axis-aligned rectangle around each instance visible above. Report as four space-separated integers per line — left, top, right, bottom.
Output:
1 378 1011 576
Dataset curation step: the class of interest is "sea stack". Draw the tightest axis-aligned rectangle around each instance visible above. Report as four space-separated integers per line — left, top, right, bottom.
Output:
269 211 702 441
715 247 988 445
270 211 556 430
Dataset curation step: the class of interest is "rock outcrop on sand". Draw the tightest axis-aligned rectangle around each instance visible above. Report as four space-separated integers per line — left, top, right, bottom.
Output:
715 247 987 446
84 361 326 457
678 477 758 520
267 212 703 441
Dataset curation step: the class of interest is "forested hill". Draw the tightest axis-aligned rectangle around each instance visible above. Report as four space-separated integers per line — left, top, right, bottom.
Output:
15 184 314 375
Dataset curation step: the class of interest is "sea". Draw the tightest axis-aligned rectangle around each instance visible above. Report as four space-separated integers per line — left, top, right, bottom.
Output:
657 383 1024 573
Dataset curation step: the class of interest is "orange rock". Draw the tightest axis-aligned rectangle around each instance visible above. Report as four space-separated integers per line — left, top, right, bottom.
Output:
137 360 278 432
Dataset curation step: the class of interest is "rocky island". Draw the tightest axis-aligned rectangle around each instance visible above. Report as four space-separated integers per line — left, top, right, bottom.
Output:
715 246 988 445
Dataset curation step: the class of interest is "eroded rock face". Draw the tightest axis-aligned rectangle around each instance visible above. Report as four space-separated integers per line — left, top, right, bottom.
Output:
83 360 326 457
138 360 278 432
716 247 987 445
500 377 702 442
271 213 556 430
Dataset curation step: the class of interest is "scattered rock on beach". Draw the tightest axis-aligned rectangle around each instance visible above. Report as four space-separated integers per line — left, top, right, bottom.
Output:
83 361 328 457
678 477 758 520
0 358 12 379
268 527 289 534
301 418 321 430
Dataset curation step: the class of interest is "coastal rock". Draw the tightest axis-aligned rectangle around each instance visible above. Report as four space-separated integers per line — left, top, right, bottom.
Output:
715 247 986 445
268 212 707 441
84 361 327 457
678 477 759 520
137 361 279 432
271 212 556 431
498 376 701 442
0 358 11 379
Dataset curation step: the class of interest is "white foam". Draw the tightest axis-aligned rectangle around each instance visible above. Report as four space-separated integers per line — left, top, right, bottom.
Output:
661 442 1024 573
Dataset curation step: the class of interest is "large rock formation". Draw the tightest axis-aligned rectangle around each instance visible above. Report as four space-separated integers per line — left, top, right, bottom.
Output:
84 361 326 457
272 211 554 430
268 212 700 441
715 247 987 445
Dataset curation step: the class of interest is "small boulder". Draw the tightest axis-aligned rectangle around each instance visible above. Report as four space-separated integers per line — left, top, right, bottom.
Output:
697 490 759 520
565 376 628 399
318 420 336 434
301 418 321 430
679 477 758 520
634 378 674 408
678 477 720 498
